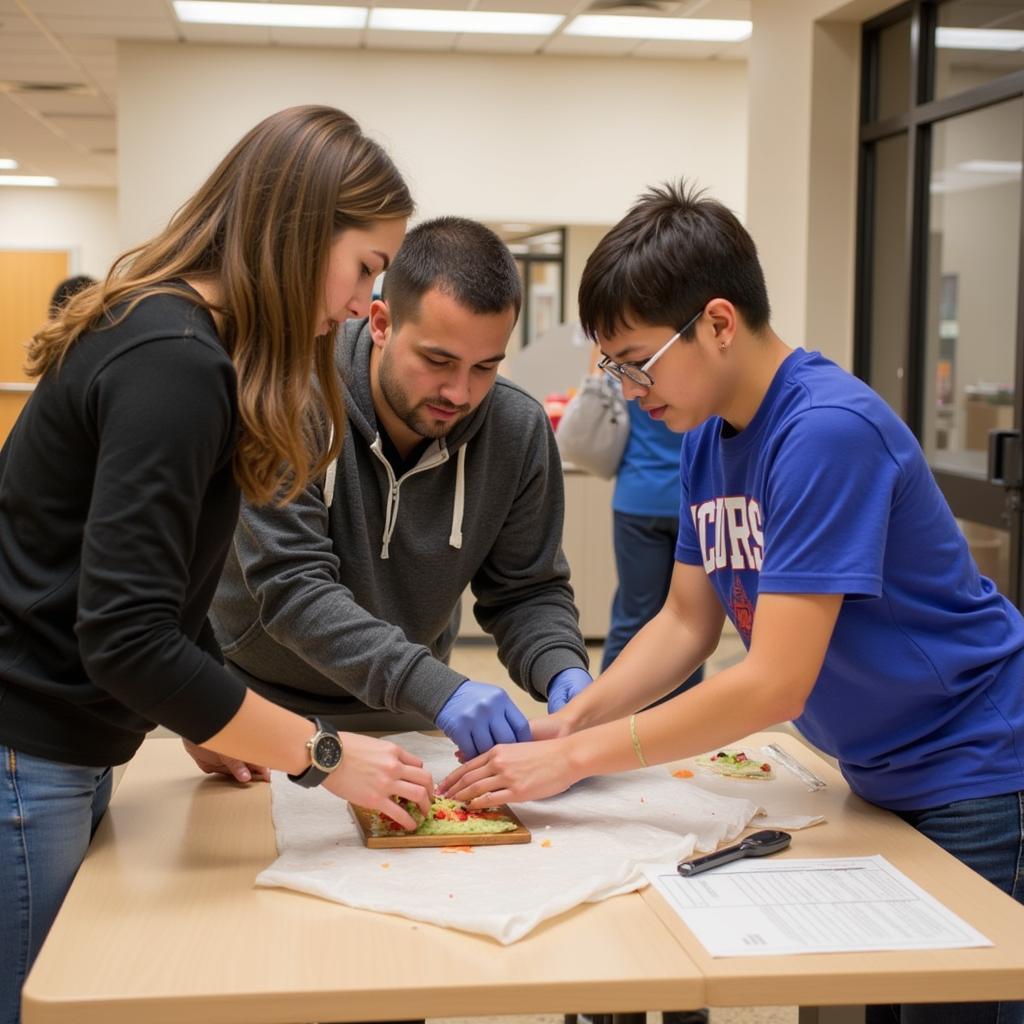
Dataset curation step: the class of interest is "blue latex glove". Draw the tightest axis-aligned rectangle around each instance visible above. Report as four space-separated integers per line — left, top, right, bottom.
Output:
546 667 593 713
435 680 532 760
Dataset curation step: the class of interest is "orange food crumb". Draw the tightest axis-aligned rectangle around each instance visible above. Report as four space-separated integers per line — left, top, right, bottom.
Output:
541 838 552 848
672 769 694 779
441 846 474 854
380 862 390 869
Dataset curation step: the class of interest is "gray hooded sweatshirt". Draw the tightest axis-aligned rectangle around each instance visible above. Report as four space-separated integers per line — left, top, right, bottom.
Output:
210 319 588 722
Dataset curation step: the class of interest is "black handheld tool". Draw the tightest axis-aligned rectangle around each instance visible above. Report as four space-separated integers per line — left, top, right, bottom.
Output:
676 829 792 877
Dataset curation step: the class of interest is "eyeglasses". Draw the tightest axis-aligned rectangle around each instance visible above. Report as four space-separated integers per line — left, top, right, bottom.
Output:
597 308 703 389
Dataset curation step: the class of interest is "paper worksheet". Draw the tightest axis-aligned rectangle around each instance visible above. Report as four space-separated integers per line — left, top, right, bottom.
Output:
645 855 992 957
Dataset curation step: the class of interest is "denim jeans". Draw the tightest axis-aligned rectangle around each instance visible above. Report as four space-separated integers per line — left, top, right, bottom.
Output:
0 745 112 1024
866 791 1024 1024
603 511 703 697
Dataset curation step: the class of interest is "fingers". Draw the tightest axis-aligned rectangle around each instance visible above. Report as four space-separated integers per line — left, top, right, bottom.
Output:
397 748 425 769
378 796 417 831
506 704 532 743
437 752 487 795
466 788 513 810
487 715 518 748
217 756 256 783
390 779 432 819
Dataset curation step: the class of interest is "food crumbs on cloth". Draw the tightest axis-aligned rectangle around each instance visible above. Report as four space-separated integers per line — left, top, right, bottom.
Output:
672 769 694 779
441 846 474 854
380 862 390 869
541 839 552 848
448 893 455 899
640 797 646 803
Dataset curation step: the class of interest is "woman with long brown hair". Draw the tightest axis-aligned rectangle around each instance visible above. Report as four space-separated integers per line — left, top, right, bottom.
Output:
0 105 431 1024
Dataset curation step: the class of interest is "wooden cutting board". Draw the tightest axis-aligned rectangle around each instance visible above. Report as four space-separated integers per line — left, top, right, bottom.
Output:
349 803 531 849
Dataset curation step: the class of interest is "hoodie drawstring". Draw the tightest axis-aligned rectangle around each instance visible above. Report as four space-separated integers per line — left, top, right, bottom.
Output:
324 424 337 509
449 443 466 551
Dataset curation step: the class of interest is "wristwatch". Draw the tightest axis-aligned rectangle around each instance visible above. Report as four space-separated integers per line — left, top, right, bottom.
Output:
287 717 343 788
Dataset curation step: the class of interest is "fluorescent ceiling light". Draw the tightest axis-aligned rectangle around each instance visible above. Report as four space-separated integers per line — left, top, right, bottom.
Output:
0 175 58 187
368 8 562 34
565 15 751 41
0 158 18 170
935 27 1024 51
173 2 368 29
958 160 1022 175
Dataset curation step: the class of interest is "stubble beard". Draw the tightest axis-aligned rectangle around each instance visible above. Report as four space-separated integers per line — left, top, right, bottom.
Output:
378 348 468 440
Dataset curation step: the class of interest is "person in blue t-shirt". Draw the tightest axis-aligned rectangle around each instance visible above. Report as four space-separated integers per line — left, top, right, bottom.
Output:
442 181 1024 1024
590 345 704 697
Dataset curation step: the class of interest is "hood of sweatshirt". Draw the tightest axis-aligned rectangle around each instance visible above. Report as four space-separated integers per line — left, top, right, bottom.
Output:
324 318 499 558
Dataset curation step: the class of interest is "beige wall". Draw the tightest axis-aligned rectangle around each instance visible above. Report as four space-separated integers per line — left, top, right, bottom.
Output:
0 187 119 281
745 0 890 370
118 41 747 248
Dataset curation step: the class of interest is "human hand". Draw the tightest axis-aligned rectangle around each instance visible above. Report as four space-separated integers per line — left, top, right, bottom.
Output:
438 738 581 808
545 667 592 713
182 739 270 784
435 680 532 760
322 733 433 831
529 711 575 742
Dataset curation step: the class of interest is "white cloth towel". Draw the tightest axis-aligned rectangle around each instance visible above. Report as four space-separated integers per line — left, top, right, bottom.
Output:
256 733 809 944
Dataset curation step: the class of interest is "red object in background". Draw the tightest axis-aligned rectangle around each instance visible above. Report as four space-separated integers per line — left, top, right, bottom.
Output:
544 391 572 431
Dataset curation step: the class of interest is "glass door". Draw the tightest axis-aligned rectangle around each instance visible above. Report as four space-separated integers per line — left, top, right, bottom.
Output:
857 0 1024 603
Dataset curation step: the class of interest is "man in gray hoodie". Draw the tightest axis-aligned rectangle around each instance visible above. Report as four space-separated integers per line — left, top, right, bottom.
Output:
208 218 591 770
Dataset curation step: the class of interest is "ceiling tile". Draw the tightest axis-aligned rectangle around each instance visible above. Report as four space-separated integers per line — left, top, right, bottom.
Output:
474 0 579 11
365 28 460 48
36 15 176 39
23 91 112 116
27 0 169 14
178 22 272 43
267 25 365 45
452 33 545 52
61 34 119 56
543 32 636 55
48 114 117 150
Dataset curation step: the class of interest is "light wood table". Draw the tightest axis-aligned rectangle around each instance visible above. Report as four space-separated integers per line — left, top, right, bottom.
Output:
641 734 1024 1020
22 732 1024 1024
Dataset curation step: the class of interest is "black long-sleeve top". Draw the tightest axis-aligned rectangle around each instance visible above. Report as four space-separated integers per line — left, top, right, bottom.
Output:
0 290 247 766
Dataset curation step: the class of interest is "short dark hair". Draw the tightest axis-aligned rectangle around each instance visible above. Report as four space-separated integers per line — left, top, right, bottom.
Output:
579 180 770 341
382 216 522 327
49 274 97 316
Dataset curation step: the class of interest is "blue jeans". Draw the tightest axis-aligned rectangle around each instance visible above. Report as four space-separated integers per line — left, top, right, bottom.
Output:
866 791 1024 1024
0 745 112 1024
603 511 703 696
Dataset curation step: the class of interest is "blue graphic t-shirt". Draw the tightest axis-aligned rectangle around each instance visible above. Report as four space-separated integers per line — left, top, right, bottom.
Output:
614 401 685 518
675 348 1024 810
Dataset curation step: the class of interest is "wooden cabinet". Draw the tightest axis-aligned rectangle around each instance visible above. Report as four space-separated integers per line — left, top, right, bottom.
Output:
459 469 616 640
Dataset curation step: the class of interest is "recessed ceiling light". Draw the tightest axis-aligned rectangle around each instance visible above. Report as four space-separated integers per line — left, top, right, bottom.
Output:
173 1 368 29
0 175 58 187
565 15 751 41
936 27 1024 51
368 8 563 34
0 158 18 170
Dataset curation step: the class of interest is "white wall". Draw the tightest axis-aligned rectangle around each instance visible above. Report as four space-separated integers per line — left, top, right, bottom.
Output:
0 187 119 279
118 42 748 248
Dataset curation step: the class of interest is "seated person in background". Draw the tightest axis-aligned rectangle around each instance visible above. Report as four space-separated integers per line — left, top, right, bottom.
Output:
207 217 591 773
48 274 97 316
442 181 1024 1024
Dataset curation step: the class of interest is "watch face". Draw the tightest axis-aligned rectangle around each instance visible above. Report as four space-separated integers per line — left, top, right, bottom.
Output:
312 733 343 772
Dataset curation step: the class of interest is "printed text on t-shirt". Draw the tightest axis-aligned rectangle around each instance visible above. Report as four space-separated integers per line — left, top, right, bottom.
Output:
690 496 764 573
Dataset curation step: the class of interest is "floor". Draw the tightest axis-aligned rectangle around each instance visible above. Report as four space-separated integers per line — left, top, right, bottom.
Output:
442 629 801 1024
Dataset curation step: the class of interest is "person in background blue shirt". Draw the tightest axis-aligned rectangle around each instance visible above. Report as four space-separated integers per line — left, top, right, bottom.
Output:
444 180 1024 1024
